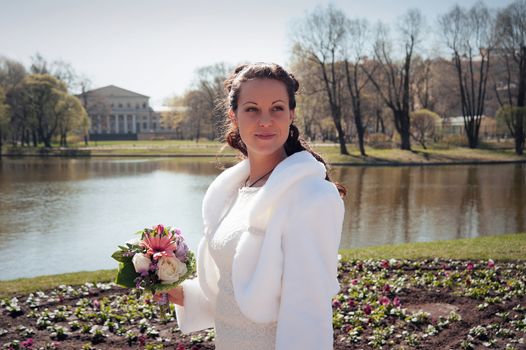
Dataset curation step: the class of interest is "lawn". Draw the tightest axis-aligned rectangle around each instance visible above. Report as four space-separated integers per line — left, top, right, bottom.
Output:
3 140 526 165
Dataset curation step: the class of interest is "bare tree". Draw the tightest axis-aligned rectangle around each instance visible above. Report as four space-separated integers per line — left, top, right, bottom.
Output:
194 63 230 140
413 56 434 110
438 2 496 149
290 45 333 141
0 87 9 156
344 18 371 156
363 9 424 151
494 0 526 154
292 4 349 154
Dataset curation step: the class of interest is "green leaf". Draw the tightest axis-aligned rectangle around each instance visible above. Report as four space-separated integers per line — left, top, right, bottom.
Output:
111 250 132 263
114 262 138 288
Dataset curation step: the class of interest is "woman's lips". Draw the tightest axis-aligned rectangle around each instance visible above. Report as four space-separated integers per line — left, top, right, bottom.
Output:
255 133 276 140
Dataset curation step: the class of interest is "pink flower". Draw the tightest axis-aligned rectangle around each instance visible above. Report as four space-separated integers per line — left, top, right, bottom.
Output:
380 259 389 269
140 230 178 260
383 284 391 293
92 299 100 309
348 299 355 308
21 338 33 348
332 299 342 308
379 296 390 306
351 279 359 285
487 259 495 269
393 296 401 307
466 262 474 271
176 344 186 350
363 304 372 315
138 335 146 346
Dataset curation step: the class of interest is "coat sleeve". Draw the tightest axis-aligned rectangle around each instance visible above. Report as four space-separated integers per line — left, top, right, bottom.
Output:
275 187 344 350
174 237 216 334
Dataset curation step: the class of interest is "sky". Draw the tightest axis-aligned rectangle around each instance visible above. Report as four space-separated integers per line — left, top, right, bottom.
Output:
0 0 515 108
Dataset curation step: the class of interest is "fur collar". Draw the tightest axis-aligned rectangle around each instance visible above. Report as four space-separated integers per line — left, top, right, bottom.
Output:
202 150 326 237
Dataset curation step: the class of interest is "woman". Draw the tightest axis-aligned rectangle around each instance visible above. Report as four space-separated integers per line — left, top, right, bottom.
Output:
159 63 345 349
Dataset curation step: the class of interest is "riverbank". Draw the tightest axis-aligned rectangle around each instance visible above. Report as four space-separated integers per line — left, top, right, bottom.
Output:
1 233 524 296
2 140 525 166
0 234 524 349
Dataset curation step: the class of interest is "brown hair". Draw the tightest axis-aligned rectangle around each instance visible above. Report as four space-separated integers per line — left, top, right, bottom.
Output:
221 62 346 197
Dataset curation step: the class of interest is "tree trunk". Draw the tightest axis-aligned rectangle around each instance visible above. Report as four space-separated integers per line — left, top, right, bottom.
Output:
0 126 3 158
32 130 38 147
333 117 349 155
355 112 366 156
515 112 524 155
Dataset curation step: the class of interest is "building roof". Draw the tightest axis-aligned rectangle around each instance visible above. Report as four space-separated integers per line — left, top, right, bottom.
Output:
83 85 149 98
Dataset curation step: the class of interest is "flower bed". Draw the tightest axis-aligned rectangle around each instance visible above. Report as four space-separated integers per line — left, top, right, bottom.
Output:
1 258 525 349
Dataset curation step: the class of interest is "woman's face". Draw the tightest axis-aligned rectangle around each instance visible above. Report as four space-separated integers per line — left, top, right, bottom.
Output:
230 78 295 159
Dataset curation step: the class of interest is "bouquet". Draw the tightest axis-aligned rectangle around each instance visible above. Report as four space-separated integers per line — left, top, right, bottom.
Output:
112 224 195 315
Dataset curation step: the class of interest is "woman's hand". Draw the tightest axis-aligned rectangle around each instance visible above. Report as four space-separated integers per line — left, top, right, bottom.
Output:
154 286 184 306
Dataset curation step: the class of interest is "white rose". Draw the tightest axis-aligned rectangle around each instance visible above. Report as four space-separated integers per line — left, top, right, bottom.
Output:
132 253 151 273
156 256 187 284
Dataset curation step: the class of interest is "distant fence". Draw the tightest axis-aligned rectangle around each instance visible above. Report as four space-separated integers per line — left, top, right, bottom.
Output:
89 132 182 141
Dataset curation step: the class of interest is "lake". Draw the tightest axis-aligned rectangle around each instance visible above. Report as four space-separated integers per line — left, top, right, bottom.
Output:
0 156 524 280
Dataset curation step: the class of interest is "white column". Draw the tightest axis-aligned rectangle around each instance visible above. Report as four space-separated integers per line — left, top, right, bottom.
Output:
98 116 102 133
124 115 128 133
133 115 137 133
116 115 120 134
106 115 110 133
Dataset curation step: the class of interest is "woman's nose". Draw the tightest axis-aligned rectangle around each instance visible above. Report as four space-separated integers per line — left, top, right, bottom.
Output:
258 112 272 126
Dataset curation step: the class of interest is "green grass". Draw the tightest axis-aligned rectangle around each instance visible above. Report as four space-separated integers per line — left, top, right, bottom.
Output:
0 269 116 298
0 233 524 298
4 141 525 164
339 233 526 261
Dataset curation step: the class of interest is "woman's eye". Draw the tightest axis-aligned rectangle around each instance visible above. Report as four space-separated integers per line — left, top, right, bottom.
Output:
273 106 284 111
246 107 258 112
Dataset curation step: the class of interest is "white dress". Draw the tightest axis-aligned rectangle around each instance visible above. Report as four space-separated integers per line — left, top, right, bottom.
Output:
208 186 277 350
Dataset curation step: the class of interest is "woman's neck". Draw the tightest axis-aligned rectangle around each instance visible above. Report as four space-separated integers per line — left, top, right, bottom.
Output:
246 148 287 186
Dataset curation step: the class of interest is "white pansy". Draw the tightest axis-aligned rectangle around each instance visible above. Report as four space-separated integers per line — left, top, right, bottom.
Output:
132 253 151 273
157 256 187 284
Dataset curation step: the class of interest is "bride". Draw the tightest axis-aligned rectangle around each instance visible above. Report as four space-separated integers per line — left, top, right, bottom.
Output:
156 62 345 350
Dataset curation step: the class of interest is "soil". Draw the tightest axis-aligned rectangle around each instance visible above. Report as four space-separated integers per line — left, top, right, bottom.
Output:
1 259 525 350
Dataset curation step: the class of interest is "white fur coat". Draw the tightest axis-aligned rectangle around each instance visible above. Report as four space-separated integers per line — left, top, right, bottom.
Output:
174 151 345 349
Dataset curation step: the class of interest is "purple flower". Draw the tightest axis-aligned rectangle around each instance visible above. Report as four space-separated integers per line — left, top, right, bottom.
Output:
466 262 474 271
363 304 372 315
332 299 342 308
393 296 401 307
175 242 188 262
382 284 391 293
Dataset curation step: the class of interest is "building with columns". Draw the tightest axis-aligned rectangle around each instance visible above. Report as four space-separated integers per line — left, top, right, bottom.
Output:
79 85 161 140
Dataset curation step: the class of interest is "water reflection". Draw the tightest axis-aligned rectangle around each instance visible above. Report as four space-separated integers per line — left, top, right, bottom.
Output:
332 163 526 248
0 157 525 279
